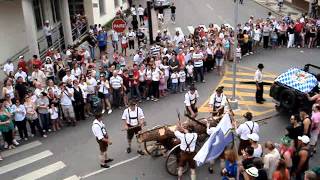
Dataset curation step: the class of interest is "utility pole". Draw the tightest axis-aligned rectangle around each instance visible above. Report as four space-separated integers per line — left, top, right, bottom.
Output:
230 0 239 110
147 0 154 44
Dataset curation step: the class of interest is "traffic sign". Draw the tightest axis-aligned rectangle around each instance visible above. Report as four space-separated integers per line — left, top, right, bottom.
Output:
112 19 126 33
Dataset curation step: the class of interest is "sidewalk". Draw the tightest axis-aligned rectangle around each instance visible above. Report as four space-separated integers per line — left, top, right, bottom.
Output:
252 0 304 20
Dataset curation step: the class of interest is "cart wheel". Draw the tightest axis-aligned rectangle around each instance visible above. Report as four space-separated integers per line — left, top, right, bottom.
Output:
165 144 188 176
144 141 166 157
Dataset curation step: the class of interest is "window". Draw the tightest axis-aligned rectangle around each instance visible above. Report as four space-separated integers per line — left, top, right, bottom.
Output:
51 0 61 23
33 0 44 30
99 0 106 16
114 0 119 7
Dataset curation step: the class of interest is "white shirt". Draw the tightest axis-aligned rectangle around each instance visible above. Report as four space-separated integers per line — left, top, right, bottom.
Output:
254 69 263 83
49 107 59 119
236 121 260 140
43 25 52 36
86 77 97 94
174 131 198 152
253 144 263 158
127 31 136 40
209 93 227 108
253 28 262 41
98 80 110 94
122 107 144 126
192 52 204 67
133 54 144 65
15 71 27 81
171 72 179 83
137 7 144 16
186 64 194 77
111 30 119 41
59 87 74 106
151 68 160 81
109 75 123 89
263 148 281 178
179 71 186 82
131 7 137 15
92 119 107 140
173 35 185 45
71 68 82 77
11 104 26 121
62 74 76 83
3 63 14 75
184 91 199 106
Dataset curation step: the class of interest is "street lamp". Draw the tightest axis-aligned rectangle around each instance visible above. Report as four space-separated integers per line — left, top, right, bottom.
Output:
230 0 239 110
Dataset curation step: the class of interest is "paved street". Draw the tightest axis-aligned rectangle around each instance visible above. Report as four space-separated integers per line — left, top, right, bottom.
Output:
1 0 319 180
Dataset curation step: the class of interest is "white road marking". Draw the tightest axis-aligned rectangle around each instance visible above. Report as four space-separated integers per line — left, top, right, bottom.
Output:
206 3 214 10
81 155 141 179
175 27 184 37
187 26 195 34
2 141 42 158
0 150 53 175
64 175 81 180
14 161 66 180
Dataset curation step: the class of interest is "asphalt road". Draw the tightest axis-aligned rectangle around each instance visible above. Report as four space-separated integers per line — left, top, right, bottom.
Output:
1 0 319 180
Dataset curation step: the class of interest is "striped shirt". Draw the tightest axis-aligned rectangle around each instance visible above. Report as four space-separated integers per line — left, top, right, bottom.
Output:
192 52 204 67
109 76 123 89
150 45 161 56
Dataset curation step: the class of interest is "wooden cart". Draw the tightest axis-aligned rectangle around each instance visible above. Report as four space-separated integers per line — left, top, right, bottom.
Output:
136 116 222 176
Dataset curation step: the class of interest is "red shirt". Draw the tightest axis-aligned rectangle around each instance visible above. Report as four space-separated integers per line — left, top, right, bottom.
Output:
133 70 140 86
32 59 42 69
294 23 303 33
18 60 28 73
176 54 185 68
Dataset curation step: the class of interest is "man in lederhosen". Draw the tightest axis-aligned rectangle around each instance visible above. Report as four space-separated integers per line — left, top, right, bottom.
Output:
174 122 198 180
184 85 199 118
234 112 260 155
255 63 265 104
122 100 145 155
92 113 113 168
209 86 227 117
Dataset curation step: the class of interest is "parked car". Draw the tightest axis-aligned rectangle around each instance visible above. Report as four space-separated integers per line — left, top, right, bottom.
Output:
269 64 320 113
153 0 171 9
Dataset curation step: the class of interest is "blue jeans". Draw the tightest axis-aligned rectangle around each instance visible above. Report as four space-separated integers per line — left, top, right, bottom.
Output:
39 113 50 131
89 46 95 59
171 83 178 93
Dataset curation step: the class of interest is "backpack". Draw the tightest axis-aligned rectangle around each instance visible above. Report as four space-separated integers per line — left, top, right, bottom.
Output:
90 94 102 113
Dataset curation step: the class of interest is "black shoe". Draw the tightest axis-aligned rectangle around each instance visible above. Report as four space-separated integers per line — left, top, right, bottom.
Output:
137 150 145 155
261 98 266 101
256 101 263 104
127 147 131 153
100 164 110 168
208 167 214 174
105 158 114 163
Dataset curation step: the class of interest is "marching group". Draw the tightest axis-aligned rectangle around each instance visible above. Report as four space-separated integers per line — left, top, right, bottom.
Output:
0 3 320 180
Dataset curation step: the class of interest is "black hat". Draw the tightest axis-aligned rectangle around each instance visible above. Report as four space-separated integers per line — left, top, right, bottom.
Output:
243 112 253 121
258 64 264 69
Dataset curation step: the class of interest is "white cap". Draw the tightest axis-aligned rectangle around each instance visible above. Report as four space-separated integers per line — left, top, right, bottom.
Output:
18 55 24 59
245 167 259 177
247 133 259 142
189 47 194 51
298 135 310 144
45 20 49 24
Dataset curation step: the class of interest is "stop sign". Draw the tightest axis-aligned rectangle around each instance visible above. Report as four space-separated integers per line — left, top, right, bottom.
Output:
112 19 126 33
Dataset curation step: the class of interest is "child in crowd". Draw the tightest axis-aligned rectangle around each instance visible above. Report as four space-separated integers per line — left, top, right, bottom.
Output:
49 104 60 132
271 29 278 49
236 44 242 63
170 69 179 93
159 69 166 97
178 68 186 92
186 61 194 86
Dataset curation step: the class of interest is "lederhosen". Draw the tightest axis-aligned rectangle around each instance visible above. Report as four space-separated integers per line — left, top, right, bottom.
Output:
186 93 198 115
127 108 142 140
179 134 196 169
212 94 225 116
94 123 108 152
238 122 255 155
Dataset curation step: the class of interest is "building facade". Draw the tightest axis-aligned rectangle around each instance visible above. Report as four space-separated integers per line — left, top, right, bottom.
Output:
287 0 320 12
0 0 127 65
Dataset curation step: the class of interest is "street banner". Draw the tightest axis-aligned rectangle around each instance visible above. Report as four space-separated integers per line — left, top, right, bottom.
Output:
193 113 233 166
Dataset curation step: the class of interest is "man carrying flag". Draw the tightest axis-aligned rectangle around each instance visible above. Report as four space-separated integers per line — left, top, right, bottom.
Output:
193 112 234 167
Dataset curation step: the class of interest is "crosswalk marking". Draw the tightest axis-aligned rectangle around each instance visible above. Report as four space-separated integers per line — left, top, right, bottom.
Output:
223 90 270 98
222 77 273 83
0 150 53 175
187 26 195 34
238 100 274 107
225 71 277 78
221 83 258 90
64 175 81 180
14 161 66 180
174 27 184 37
2 141 42 158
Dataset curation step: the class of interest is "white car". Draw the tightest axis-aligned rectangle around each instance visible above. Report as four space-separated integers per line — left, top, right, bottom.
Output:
153 0 170 9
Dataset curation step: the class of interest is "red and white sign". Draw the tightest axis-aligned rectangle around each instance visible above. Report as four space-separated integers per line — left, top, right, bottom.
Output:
112 19 126 33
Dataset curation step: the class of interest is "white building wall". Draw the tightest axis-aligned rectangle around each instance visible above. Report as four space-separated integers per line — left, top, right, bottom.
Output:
0 0 28 63
85 0 128 26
